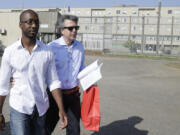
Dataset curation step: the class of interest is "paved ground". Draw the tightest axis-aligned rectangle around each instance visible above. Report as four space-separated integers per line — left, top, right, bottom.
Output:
1 55 180 135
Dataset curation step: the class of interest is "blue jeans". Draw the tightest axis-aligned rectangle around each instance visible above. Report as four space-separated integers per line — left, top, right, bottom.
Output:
10 106 46 135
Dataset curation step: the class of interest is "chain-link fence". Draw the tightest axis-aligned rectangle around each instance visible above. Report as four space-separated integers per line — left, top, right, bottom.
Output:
76 16 180 56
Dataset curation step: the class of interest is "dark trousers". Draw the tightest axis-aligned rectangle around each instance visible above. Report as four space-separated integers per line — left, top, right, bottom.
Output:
46 88 81 135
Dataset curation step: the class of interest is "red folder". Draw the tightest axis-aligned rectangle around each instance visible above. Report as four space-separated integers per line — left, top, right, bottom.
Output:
81 86 100 131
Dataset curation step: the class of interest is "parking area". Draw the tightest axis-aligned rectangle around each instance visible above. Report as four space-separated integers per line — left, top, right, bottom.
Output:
1 55 180 135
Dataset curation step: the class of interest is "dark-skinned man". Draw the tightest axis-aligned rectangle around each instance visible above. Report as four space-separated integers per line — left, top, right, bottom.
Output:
0 9 68 135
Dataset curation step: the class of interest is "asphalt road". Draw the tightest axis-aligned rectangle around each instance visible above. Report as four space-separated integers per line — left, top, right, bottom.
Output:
1 55 180 135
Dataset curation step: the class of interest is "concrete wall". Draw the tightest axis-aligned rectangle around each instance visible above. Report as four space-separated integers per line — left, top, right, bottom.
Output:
0 12 21 46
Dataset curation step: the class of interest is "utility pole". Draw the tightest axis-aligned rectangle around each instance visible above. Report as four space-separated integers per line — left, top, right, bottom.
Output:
22 0 24 10
156 0 161 55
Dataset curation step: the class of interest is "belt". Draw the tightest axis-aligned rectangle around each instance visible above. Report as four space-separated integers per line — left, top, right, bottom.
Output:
62 86 79 95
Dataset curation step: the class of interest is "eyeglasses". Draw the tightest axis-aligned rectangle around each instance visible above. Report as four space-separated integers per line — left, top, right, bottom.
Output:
21 20 39 25
63 26 80 31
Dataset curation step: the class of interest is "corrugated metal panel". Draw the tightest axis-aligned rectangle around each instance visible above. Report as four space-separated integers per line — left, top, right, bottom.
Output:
38 11 61 33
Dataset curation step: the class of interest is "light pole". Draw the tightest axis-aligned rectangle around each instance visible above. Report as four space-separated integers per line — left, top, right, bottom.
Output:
22 0 24 10
156 0 161 55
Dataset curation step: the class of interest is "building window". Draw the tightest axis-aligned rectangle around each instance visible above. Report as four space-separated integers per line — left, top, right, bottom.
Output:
175 36 180 41
99 26 104 31
174 10 180 14
71 11 75 14
86 11 90 14
132 11 136 14
164 36 171 41
167 28 171 32
132 18 137 23
174 19 180 23
122 11 127 14
95 18 97 23
91 26 95 31
168 10 172 14
117 26 120 30
174 36 178 41
122 18 126 23
168 19 172 23
149 36 156 40
116 10 120 14
107 11 112 15
147 18 149 24
106 18 111 23
117 17 121 22
85 26 89 30
174 28 180 33
132 35 136 39
77 11 80 14
132 26 136 31
150 27 154 32
121 26 127 30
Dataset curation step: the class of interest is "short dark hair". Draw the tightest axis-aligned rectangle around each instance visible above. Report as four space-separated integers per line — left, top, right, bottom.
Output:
57 14 78 29
20 9 39 22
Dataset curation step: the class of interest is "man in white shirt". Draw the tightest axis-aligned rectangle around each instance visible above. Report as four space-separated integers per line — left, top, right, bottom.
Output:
0 9 68 135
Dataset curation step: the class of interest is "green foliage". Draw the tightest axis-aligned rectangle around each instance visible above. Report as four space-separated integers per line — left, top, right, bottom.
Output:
123 40 136 48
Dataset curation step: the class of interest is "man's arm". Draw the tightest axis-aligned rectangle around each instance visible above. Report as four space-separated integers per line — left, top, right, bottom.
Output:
0 96 6 131
46 51 68 129
0 48 12 131
51 89 68 129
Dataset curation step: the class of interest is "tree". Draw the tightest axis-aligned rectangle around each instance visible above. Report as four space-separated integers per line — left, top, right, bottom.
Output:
123 40 136 49
123 40 140 53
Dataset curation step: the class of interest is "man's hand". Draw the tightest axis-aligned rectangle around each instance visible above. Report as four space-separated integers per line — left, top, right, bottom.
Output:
59 111 68 130
0 115 5 131
51 88 68 129
86 84 98 92
0 96 6 131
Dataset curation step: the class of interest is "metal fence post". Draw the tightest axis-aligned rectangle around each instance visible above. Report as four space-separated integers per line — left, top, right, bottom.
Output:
128 16 132 41
102 16 105 54
171 16 174 51
141 16 145 54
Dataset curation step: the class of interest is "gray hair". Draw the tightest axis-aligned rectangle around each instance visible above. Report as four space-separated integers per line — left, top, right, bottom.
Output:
57 14 78 29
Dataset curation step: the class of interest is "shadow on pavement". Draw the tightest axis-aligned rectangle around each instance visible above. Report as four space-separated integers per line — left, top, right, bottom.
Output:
0 122 10 135
92 116 148 135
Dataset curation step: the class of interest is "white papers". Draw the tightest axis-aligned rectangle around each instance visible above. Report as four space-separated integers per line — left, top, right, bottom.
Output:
78 60 103 91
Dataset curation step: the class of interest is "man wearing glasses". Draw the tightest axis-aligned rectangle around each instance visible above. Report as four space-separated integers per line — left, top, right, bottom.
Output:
0 9 68 135
46 15 85 135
